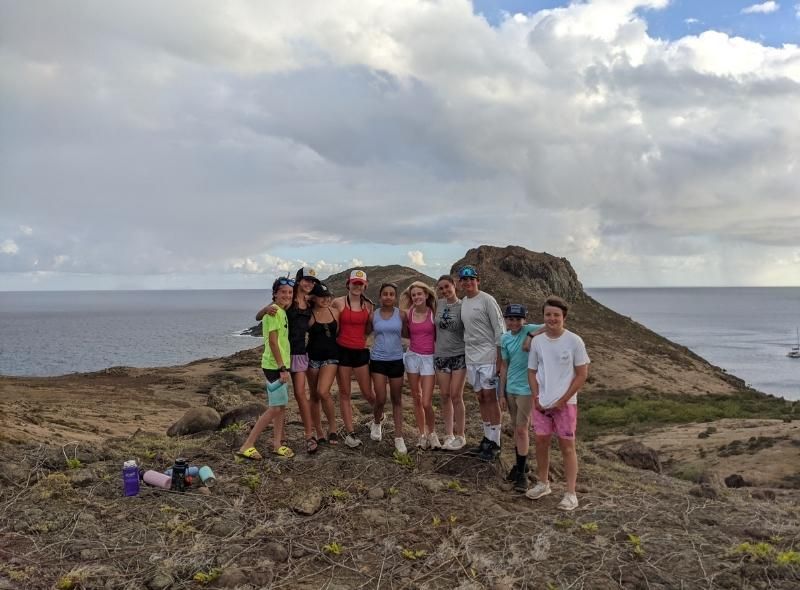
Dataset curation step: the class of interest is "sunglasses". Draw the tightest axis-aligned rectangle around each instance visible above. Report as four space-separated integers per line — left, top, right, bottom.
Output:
276 278 296 287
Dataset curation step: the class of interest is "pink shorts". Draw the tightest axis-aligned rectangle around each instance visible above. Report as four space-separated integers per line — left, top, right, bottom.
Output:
290 354 309 373
532 405 578 440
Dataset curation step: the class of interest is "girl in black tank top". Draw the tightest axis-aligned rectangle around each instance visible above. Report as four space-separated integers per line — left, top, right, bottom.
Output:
307 309 338 361
306 283 341 444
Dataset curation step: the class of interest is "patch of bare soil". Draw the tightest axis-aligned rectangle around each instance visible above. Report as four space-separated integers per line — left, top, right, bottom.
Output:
1 349 798 589
594 419 800 489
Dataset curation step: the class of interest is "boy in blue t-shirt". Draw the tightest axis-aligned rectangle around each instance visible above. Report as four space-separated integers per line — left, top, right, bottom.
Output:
498 303 543 492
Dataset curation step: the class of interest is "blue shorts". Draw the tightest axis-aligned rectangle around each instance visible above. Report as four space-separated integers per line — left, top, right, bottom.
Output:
265 381 289 407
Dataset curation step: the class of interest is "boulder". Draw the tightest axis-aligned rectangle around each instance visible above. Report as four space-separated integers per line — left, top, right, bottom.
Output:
166 407 220 437
724 474 748 488
616 441 662 473
218 402 268 429
207 381 258 414
291 489 323 515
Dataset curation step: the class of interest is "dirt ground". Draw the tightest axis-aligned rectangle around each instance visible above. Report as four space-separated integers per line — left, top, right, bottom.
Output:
1 348 799 589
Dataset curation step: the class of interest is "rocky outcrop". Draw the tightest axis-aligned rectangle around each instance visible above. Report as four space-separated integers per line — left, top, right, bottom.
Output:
166 407 221 437
616 441 662 473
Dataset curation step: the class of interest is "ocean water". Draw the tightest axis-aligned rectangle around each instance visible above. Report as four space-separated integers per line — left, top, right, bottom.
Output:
588 287 800 401
2 288 798 401
0 290 266 377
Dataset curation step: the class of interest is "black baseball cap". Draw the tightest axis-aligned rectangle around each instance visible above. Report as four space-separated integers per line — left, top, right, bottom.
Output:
503 303 527 318
310 281 333 298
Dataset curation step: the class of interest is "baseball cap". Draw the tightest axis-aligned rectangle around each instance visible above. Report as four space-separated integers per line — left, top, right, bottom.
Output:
295 267 320 283
503 303 527 318
458 265 479 279
348 269 368 284
310 281 333 298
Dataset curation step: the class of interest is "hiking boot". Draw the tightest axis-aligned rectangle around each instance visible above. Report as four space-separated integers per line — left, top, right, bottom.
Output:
525 482 552 500
513 470 528 493
445 435 466 451
478 441 499 462
557 493 579 511
394 437 407 454
344 433 363 448
369 421 382 442
428 432 442 450
469 437 491 456
506 463 530 481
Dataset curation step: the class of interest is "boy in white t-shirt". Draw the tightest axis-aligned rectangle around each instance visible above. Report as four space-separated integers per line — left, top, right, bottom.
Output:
526 296 590 511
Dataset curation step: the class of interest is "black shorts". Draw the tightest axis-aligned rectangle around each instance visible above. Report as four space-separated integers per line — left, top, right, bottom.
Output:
434 354 466 373
262 368 282 382
338 346 370 368
369 359 405 379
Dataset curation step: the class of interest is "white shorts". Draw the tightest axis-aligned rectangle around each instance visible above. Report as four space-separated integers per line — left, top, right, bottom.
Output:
404 351 435 376
466 363 497 392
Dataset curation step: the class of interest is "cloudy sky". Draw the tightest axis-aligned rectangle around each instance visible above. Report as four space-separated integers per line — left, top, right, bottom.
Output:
1 0 798 290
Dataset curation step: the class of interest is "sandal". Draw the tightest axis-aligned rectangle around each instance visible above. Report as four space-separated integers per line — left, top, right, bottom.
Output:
306 437 319 454
273 445 295 459
327 432 339 446
236 447 263 461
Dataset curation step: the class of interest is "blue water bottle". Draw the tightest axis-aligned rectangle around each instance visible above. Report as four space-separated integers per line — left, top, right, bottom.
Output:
122 460 140 497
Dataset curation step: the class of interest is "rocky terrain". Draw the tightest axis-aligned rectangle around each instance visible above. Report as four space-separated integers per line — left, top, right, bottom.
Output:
1 245 798 589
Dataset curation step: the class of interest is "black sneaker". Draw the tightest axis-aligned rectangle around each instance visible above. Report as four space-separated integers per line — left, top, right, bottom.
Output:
468 437 491 456
478 441 499 462
513 470 528 493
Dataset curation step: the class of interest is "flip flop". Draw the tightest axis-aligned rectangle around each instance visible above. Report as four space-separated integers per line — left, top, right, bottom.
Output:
306 437 319 454
273 445 295 459
236 447 263 461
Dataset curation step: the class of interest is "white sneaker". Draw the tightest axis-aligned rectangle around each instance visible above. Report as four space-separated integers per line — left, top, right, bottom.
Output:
394 437 407 454
446 435 466 451
370 421 382 441
442 435 455 448
557 493 579 511
344 433 363 448
428 432 442 450
525 482 552 500
417 434 428 449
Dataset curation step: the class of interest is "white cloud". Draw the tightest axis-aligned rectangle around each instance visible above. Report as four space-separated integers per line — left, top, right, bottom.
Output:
741 2 780 14
684 18 699 25
1 239 19 255
19 225 33 235
0 0 799 287
795 2 800 17
407 250 427 267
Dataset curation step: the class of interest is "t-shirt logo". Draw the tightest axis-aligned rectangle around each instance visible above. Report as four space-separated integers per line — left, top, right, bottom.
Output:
439 305 456 330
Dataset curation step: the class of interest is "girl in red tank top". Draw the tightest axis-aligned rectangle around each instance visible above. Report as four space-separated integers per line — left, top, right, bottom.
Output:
332 270 376 447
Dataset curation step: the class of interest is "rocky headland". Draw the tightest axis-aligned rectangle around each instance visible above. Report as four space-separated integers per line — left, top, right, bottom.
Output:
0 245 798 589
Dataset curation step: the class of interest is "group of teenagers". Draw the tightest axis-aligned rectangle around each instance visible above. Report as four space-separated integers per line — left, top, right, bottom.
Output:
237 264 590 510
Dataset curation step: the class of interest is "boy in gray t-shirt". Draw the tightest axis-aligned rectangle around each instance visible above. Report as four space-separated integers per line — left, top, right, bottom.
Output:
526 295 590 511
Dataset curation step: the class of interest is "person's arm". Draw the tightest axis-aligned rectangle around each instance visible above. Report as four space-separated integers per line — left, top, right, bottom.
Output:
256 303 277 321
401 309 410 339
268 328 289 383
365 302 374 336
552 364 588 409
498 348 508 411
522 324 545 352
527 341 543 411
487 297 505 358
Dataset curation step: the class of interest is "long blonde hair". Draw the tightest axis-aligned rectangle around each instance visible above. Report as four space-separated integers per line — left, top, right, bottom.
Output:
400 281 437 314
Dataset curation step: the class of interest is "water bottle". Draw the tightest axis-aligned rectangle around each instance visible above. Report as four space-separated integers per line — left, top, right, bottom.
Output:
165 466 199 477
122 460 140 497
143 470 172 489
198 466 216 487
171 458 188 492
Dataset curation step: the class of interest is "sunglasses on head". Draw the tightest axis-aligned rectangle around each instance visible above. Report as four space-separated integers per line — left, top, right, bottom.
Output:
276 278 296 287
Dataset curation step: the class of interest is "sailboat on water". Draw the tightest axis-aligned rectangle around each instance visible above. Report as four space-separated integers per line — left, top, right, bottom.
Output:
789 328 800 359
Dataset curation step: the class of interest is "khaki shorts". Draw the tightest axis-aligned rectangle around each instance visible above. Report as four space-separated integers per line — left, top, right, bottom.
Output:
507 393 533 428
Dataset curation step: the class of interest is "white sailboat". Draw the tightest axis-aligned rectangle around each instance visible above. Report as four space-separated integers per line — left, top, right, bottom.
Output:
789 328 800 359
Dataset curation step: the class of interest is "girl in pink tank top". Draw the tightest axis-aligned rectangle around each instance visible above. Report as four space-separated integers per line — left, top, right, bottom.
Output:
400 281 441 450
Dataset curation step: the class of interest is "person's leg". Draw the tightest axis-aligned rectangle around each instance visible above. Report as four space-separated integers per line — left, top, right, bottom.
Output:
389 376 404 440
272 407 285 452
436 371 453 437
292 370 314 441
370 371 387 441
534 434 551 484
306 367 323 440
450 368 467 438
240 408 275 452
421 374 436 435
316 364 339 438
407 372 425 437
353 364 376 409
559 437 578 493
337 365 354 432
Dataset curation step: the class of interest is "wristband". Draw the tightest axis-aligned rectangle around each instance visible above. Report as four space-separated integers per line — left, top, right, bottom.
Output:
279 366 288 372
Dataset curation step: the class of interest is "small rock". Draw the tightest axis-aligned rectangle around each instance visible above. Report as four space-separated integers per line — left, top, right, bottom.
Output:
66 468 95 488
749 489 776 501
209 518 239 537
724 474 748 488
361 508 407 528
367 487 384 500
689 484 719 499
291 489 323 515
416 477 445 493
146 572 173 590
616 441 662 473
390 495 402 505
263 541 289 562
499 482 513 492
216 567 272 588
80 548 103 561
197 486 211 495
166 407 220 436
